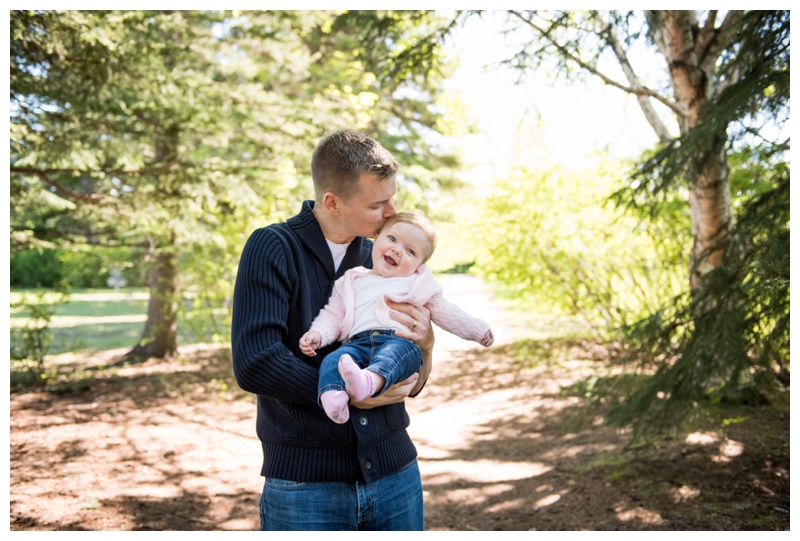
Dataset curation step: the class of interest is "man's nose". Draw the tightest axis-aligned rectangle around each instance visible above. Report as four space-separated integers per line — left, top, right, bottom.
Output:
383 199 397 218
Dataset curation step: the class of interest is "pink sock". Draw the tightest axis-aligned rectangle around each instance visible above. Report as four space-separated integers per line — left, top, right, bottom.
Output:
339 354 376 402
320 390 350 424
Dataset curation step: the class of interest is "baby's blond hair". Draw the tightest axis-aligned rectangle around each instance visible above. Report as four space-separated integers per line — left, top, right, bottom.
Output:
377 211 437 263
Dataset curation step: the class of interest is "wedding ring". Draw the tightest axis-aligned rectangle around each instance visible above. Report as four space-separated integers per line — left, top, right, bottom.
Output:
412 320 418 329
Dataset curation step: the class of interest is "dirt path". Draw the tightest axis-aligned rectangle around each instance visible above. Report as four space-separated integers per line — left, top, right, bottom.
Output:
407 275 626 530
9 276 790 530
410 276 789 531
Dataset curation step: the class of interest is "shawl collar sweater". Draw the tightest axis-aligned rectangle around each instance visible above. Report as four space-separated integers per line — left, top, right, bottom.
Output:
231 201 417 483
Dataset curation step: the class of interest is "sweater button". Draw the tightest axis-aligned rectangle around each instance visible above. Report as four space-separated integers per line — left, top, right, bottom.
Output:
364 460 372 470
359 416 368 426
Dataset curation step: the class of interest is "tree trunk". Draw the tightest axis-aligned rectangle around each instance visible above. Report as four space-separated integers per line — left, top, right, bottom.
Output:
119 124 181 364
657 10 735 291
687 137 733 290
122 236 178 363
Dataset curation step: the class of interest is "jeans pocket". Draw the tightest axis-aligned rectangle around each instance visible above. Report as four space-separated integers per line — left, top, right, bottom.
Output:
264 477 307 490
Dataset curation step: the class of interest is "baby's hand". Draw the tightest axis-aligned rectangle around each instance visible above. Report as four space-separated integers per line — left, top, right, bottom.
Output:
299 331 321 356
481 329 494 348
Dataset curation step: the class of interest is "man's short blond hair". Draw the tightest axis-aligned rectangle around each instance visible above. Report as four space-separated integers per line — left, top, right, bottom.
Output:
311 130 399 202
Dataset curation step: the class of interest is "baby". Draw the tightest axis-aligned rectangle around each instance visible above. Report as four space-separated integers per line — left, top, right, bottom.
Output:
300 211 494 423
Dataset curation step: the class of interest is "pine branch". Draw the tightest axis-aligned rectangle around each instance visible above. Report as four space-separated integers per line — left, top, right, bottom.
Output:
11 167 106 205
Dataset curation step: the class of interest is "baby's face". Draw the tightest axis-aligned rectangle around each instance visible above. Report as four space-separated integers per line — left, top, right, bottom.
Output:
371 221 429 278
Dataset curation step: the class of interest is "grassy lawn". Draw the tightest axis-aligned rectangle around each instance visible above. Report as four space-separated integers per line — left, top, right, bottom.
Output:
10 288 220 354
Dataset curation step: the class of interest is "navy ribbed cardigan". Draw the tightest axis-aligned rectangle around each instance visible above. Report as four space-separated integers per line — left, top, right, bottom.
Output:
231 201 418 483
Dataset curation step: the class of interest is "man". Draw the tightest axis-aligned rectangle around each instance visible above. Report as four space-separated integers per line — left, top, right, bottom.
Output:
231 130 434 530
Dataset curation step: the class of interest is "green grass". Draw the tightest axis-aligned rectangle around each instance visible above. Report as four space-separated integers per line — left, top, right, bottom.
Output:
10 287 219 354
10 288 149 313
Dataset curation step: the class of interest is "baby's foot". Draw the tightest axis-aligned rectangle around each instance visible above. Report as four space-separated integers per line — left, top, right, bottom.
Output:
339 354 376 402
320 390 350 424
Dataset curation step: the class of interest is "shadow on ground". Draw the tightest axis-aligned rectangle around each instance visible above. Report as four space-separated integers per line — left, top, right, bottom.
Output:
10 340 790 531
409 339 789 531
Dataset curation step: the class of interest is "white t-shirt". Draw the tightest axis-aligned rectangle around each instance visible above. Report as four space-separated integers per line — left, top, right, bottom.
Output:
349 274 417 337
326 239 351 273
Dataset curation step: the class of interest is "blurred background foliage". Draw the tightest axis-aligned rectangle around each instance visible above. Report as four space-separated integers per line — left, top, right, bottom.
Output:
9 10 789 437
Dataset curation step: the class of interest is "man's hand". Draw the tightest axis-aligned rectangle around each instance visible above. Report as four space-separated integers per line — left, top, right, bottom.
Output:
387 299 434 397
386 299 431 343
351 373 420 409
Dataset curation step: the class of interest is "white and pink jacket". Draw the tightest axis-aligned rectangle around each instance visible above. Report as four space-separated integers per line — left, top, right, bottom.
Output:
308 264 492 348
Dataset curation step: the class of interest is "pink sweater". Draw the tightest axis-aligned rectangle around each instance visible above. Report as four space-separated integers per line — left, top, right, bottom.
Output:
308 264 492 347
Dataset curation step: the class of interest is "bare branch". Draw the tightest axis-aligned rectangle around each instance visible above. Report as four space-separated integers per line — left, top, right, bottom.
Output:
509 10 683 120
709 10 746 56
702 10 746 94
592 11 677 144
694 10 718 62
643 10 671 60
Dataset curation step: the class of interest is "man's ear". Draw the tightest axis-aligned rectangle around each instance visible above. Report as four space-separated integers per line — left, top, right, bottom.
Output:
322 192 340 214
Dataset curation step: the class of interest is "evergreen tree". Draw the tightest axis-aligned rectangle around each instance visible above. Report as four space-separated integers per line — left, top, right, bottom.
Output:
10 10 459 361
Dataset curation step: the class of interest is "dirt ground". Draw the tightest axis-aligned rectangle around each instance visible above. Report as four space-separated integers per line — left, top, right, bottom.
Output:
9 276 790 531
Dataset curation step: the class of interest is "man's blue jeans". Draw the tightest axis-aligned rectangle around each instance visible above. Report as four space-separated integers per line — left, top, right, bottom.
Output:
317 329 422 401
260 460 424 530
